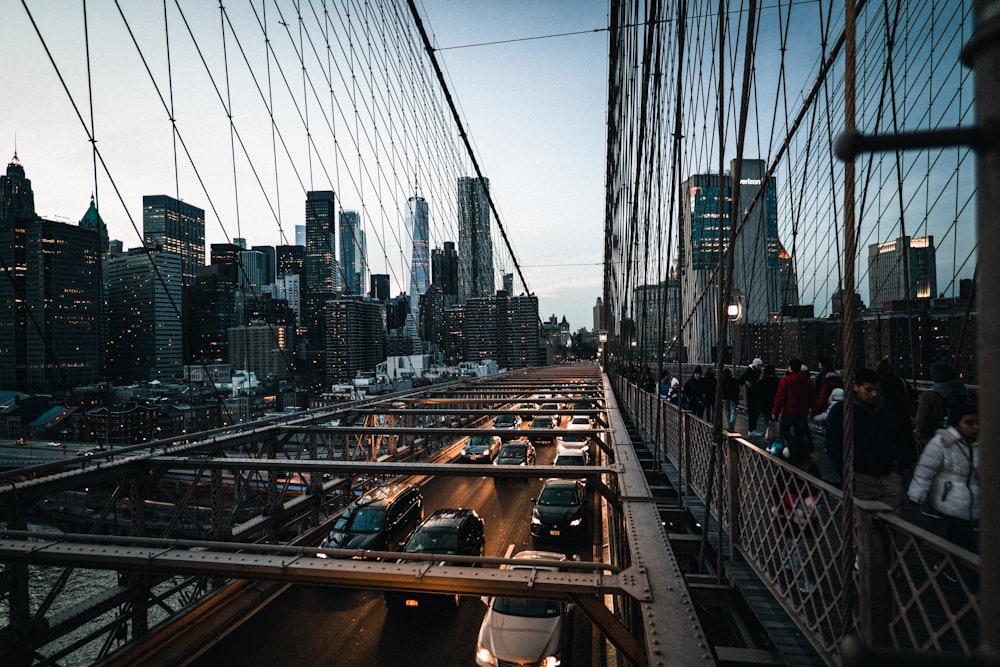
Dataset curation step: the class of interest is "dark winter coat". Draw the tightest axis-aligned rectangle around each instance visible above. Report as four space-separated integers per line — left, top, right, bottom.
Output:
825 395 917 477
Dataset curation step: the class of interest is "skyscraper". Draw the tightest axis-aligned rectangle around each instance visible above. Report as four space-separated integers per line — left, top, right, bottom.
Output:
143 194 205 363
868 235 937 310
370 274 390 302
325 297 386 381
107 247 183 381
680 160 787 362
305 190 337 351
80 195 109 256
0 156 102 391
339 209 361 295
142 195 205 291
408 191 430 314
432 241 459 296
457 176 494 301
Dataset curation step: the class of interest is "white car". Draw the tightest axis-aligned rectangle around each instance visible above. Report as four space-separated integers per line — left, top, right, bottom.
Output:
475 551 573 667
556 415 594 456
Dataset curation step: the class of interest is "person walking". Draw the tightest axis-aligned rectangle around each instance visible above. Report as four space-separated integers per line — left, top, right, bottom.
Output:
721 368 740 432
683 366 707 418
907 402 979 554
825 368 917 512
702 368 718 422
814 370 844 416
740 358 765 434
772 359 814 452
755 365 781 440
915 362 972 450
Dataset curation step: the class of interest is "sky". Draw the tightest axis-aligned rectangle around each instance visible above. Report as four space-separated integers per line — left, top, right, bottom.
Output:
0 0 609 332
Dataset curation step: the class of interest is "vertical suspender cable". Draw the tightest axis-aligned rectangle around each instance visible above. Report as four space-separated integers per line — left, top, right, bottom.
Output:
840 0 860 639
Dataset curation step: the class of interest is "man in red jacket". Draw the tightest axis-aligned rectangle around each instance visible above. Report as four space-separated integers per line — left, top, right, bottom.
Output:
772 359 814 453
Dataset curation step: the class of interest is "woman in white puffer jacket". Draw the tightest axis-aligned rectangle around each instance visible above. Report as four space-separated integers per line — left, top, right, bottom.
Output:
907 402 979 553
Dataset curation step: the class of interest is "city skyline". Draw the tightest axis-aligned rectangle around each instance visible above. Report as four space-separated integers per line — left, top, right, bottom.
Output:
0 2 609 332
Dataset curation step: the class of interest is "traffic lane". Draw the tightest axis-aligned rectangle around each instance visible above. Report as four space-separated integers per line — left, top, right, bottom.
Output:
194 455 576 666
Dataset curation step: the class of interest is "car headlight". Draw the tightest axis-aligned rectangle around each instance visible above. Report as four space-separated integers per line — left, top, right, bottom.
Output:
540 656 560 667
531 513 541 525
476 646 495 665
569 517 583 527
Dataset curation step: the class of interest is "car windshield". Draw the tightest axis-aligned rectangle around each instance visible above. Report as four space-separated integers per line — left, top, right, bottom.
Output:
492 597 561 618
495 415 515 425
406 529 458 554
555 456 585 466
500 445 526 458
538 486 578 506
571 417 590 426
333 506 386 533
468 436 489 447
530 418 551 428
561 435 587 443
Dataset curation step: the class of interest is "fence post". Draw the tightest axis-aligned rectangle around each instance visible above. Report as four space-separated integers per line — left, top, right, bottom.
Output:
726 435 741 560
855 504 891 646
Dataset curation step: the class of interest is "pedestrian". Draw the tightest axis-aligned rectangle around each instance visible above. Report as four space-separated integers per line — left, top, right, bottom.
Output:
683 366 707 417
813 357 833 399
825 367 917 513
657 371 672 399
876 358 917 418
721 368 740 432
740 358 765 434
815 370 844 416
772 359 814 451
907 402 979 554
915 362 971 449
754 364 780 438
812 387 844 424
702 368 718 422
667 377 681 406
775 440 820 593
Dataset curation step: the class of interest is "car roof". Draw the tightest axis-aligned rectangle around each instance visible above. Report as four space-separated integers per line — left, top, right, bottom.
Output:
541 478 578 489
510 549 567 565
420 507 479 529
355 483 418 508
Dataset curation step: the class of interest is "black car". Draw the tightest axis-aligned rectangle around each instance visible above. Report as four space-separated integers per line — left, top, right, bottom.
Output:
527 416 556 445
385 508 486 610
531 479 586 540
319 483 423 555
494 439 536 467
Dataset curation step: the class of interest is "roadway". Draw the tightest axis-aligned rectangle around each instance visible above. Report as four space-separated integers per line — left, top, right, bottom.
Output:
194 423 602 666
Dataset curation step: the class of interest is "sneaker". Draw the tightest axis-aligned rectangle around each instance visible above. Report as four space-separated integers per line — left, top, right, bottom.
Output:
799 582 816 593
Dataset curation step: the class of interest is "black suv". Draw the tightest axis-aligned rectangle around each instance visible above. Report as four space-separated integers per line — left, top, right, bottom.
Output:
320 483 423 555
384 508 486 610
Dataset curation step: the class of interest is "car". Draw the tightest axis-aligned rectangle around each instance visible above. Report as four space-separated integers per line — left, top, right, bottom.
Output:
538 403 561 426
385 508 486 610
475 550 574 667
494 439 536 467
527 416 557 445
553 450 589 487
515 403 537 420
319 483 423 556
572 401 592 411
493 413 522 431
531 479 586 540
555 432 591 457
462 434 502 463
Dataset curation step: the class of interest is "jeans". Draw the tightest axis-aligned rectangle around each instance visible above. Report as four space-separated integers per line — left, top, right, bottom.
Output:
724 399 737 431
779 415 811 447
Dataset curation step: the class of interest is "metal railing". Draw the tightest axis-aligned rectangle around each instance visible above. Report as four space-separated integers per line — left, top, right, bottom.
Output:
613 375 980 664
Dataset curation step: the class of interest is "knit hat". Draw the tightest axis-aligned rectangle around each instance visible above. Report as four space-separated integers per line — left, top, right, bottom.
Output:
829 388 845 404
751 358 764 368
930 362 957 383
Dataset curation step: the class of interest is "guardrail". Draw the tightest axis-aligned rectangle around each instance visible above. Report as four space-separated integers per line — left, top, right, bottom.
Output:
612 375 980 664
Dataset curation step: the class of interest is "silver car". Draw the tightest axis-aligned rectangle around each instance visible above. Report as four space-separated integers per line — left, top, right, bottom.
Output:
475 550 573 667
